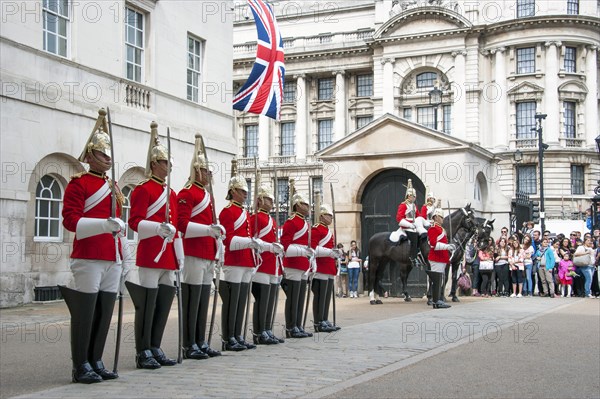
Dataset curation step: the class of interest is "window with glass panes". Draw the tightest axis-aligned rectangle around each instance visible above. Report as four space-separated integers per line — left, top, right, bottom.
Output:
571 165 584 195
125 7 144 82
567 0 579 15
43 0 69 57
416 72 437 88
120 185 136 241
516 47 535 74
403 108 412 121
516 101 536 139
356 74 373 97
564 101 576 138
244 125 258 158
517 0 535 17
187 36 203 102
564 47 576 73
35 175 62 240
516 165 537 194
318 78 334 100
318 119 333 150
417 107 436 129
442 105 451 134
280 122 295 156
356 116 373 130
312 177 323 202
283 81 296 103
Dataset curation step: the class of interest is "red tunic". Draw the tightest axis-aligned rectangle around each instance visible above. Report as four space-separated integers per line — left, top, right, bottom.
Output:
176 181 217 261
129 177 178 270
250 210 279 276
428 222 450 263
396 201 419 223
280 213 310 272
311 223 336 276
219 201 254 268
62 172 122 261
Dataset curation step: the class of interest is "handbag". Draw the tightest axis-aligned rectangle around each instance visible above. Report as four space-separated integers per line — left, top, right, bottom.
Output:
573 253 591 267
479 260 494 270
458 273 471 291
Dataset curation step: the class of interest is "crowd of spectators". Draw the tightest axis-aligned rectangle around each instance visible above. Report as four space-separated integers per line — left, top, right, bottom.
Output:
462 223 600 299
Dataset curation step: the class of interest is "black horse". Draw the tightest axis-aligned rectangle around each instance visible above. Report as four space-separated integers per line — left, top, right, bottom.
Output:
367 204 480 305
440 215 494 302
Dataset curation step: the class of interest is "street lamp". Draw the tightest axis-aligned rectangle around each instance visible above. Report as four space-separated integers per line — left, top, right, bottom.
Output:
428 87 442 131
592 135 600 231
533 112 547 232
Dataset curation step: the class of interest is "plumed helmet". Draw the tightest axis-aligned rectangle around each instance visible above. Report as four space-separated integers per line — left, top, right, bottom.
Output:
426 187 435 201
319 203 333 216
145 121 170 177
257 184 274 201
433 208 445 219
405 179 417 198
79 108 111 162
189 134 209 181
291 192 309 207
226 159 248 200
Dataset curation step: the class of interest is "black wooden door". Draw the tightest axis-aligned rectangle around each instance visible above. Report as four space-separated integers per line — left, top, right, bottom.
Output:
360 169 428 297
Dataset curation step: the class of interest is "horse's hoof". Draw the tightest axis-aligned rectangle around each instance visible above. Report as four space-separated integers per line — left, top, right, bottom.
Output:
427 299 433 306
452 296 460 302
404 297 412 302
375 299 383 304
370 300 376 305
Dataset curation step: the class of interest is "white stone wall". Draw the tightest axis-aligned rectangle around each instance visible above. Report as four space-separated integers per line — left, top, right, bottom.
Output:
0 1 234 307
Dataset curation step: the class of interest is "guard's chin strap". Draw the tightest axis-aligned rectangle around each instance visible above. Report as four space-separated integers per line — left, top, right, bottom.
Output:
88 150 111 170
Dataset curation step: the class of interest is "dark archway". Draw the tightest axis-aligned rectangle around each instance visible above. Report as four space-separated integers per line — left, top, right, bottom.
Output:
360 168 428 297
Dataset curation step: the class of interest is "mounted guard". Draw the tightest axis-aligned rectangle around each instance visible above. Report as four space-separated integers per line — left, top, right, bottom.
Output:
389 179 424 267
59 108 124 384
176 134 224 359
125 122 179 370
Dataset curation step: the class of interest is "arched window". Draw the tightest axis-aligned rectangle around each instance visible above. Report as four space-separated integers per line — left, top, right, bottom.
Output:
120 185 136 241
35 175 63 241
416 72 437 88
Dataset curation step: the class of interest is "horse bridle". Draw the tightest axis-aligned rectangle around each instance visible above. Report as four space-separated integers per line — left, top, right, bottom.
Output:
449 208 478 259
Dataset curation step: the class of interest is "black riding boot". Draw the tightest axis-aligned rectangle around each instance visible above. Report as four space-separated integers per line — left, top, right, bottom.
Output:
59 286 102 384
150 284 177 366
253 282 277 345
429 272 451 309
313 279 334 333
181 283 207 360
323 278 340 330
125 281 161 370
89 291 119 380
219 281 245 351
196 284 221 357
296 279 313 337
426 276 434 306
265 283 284 343
407 231 420 268
235 282 256 349
283 279 306 338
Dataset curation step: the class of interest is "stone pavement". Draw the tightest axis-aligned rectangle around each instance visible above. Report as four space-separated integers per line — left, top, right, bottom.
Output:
8 297 586 399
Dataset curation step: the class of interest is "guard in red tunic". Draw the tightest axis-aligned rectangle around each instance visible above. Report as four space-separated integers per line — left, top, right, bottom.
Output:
218 160 259 351
280 192 314 339
176 134 224 359
60 109 124 384
427 208 455 309
390 179 423 267
249 182 284 345
420 189 439 222
310 204 342 333
125 122 179 369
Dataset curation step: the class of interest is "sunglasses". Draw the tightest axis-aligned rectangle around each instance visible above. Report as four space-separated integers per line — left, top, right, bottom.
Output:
570 234 577 236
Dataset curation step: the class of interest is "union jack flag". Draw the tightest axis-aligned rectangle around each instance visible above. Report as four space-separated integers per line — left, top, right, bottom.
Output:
233 0 285 120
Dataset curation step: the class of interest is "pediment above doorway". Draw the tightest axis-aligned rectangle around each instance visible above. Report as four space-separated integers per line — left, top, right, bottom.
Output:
317 113 479 159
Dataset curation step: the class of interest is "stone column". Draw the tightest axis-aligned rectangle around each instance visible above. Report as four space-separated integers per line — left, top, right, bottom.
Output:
490 47 507 148
451 50 467 140
544 41 561 145
334 70 346 141
295 74 307 161
585 46 598 146
258 115 269 162
381 57 395 115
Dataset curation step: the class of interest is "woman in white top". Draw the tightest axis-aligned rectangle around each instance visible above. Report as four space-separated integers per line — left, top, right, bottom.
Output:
573 238 596 297
347 240 361 298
